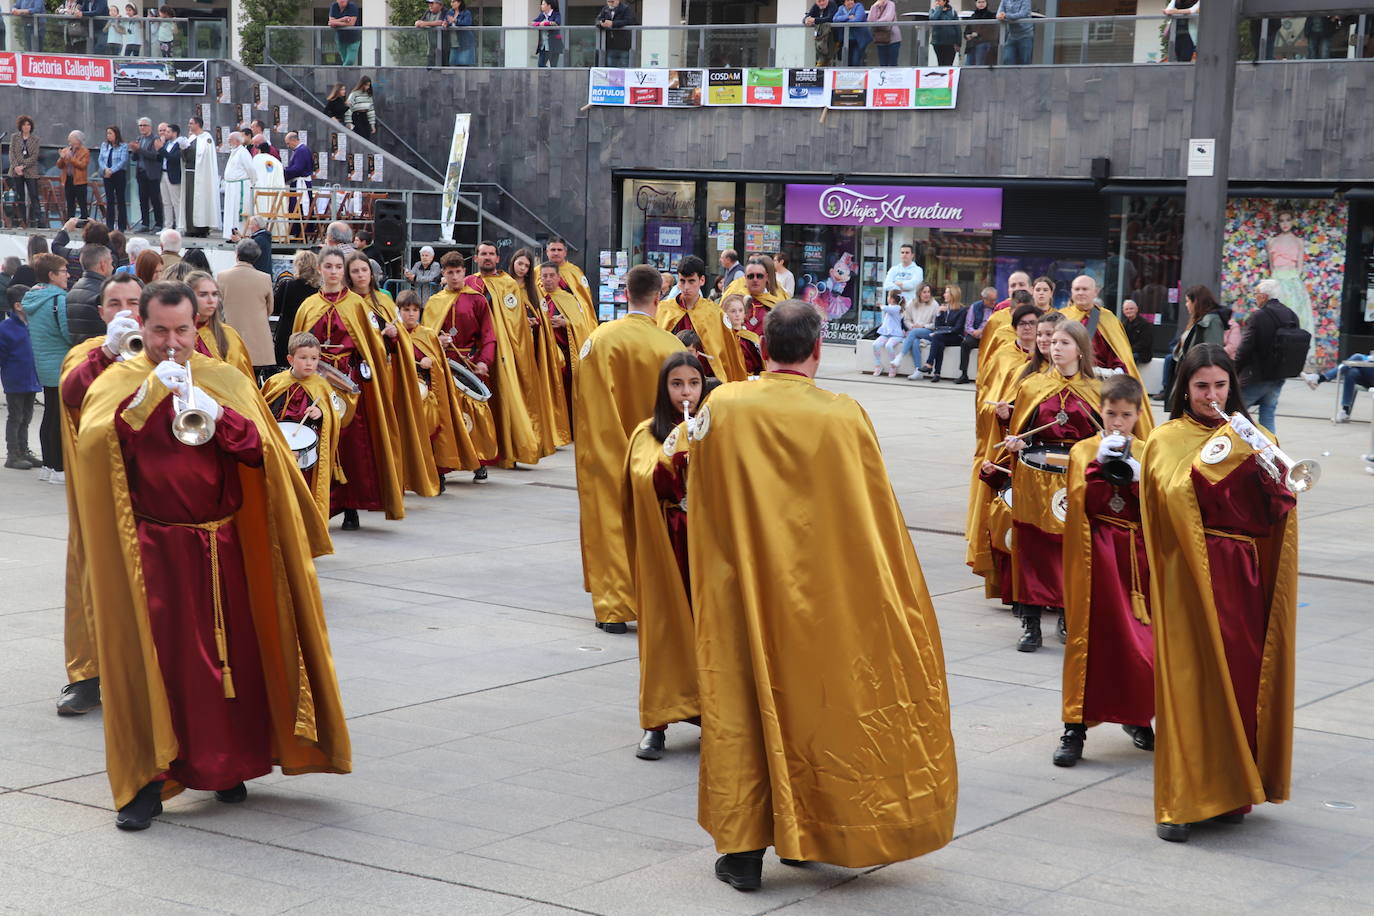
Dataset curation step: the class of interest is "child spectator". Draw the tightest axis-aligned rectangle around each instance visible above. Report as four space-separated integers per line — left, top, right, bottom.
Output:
0 285 41 469
871 289 905 377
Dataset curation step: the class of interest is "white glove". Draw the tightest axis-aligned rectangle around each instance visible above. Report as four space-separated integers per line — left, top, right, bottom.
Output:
1123 456 1141 482
103 310 139 358
186 385 222 420
685 416 698 438
154 358 188 396
1093 366 1125 379
1097 433 1128 463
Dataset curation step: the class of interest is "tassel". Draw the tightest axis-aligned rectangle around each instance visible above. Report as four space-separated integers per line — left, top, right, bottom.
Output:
221 665 236 699
1131 590 1151 626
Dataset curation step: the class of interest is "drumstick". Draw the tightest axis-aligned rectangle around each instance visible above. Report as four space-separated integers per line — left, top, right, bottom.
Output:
994 419 1059 453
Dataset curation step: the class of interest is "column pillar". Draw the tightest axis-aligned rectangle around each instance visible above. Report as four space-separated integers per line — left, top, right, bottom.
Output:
638 0 673 68
775 0 807 68
504 0 536 67
360 0 388 65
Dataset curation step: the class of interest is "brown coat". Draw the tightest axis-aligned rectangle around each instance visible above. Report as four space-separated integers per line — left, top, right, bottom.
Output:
216 262 276 366
58 145 89 186
9 132 40 177
161 251 182 270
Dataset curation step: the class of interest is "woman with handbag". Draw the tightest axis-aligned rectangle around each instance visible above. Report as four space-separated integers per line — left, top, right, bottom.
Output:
868 0 900 66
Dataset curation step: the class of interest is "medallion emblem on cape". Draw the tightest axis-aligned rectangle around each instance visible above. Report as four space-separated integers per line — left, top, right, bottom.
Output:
690 404 711 441
1201 435 1233 464
579 337 593 360
503 293 518 310
1052 487 1069 522
663 426 681 457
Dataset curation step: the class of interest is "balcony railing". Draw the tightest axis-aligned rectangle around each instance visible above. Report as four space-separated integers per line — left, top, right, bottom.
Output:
263 14 1374 70
0 12 227 59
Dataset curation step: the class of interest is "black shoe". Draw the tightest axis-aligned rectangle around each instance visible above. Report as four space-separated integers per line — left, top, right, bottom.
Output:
635 730 666 760
1211 811 1245 825
714 850 764 891
4 455 35 469
955 375 972 384
779 858 807 867
1017 614 1042 652
473 467 488 481
929 375 943 383
438 476 447 494
115 780 165 831
1053 726 1086 767
1057 612 1068 643
1156 822 1191 842
595 621 628 634
215 782 248 804
341 509 360 530
1123 724 1155 751
57 677 101 716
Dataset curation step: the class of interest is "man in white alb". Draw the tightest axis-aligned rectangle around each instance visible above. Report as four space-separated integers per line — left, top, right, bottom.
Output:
221 133 255 240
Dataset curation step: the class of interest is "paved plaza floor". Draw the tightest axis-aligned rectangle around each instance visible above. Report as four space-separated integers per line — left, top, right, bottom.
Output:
0 348 1371 914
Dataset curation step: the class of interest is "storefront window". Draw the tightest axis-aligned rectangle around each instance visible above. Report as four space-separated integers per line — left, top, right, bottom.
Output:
620 178 697 270
1106 195 1184 351
705 181 738 265
743 182 784 260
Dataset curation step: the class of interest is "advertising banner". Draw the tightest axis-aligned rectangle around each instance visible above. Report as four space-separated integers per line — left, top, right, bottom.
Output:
111 58 206 95
587 67 959 110
828 69 867 108
745 68 784 106
0 52 18 86
867 68 914 108
665 69 704 107
786 68 827 107
17 53 112 93
439 112 472 243
706 68 744 105
588 68 626 105
625 68 668 106
784 184 1003 230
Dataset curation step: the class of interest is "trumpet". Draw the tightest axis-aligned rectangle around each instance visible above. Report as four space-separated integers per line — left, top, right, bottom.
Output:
118 331 145 361
1101 436 1135 486
1208 401 1321 493
170 348 216 447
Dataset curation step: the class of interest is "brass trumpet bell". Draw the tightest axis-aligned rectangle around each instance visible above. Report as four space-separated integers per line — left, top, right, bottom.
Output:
168 348 215 447
119 332 145 361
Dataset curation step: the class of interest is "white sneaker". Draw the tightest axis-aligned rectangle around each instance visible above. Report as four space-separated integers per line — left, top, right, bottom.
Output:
908 371 923 381
1302 372 1320 391
38 466 51 482
49 470 65 484
1335 409 1351 424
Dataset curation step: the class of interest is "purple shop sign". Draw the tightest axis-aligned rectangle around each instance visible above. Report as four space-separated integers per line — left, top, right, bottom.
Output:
784 184 1003 230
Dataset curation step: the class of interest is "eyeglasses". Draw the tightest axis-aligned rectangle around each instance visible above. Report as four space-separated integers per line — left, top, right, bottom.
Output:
1016 320 1038 328
745 272 766 279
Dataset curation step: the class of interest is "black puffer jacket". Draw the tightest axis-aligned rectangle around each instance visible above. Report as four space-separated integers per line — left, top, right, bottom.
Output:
65 271 108 344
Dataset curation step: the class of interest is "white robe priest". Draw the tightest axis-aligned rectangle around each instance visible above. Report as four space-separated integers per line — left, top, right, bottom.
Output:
221 136 255 240
251 150 286 233
183 128 220 236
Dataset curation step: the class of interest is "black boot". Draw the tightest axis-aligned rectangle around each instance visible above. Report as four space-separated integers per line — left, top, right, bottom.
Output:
1156 822 1191 842
115 780 165 831
595 620 629 634
341 508 360 530
1057 612 1068 644
1017 611 1043 652
215 782 248 804
1122 724 1155 751
57 677 101 716
1053 724 1087 767
635 729 666 760
473 466 488 481
714 849 765 891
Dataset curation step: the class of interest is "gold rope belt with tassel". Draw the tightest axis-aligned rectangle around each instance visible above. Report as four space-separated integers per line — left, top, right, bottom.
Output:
1093 513 1150 625
1203 526 1260 567
135 513 237 699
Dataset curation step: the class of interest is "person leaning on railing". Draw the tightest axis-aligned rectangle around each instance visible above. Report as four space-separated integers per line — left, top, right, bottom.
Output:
996 0 1033 65
328 0 361 66
532 0 563 68
964 0 997 65
11 0 46 52
595 0 634 68
803 0 839 66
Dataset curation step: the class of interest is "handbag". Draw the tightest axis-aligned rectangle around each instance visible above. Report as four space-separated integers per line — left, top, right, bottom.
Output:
869 1 892 43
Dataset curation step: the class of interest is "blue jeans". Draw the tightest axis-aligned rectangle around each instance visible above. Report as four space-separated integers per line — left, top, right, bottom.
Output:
1241 378 1285 432
968 42 992 65
1001 34 1032 65
895 328 935 365
876 42 900 66
1325 363 1374 411
337 37 360 65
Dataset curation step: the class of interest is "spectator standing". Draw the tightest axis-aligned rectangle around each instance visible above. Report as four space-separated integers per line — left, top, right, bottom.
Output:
64 244 114 344
120 236 150 273
868 0 899 66
883 243 924 305
217 238 277 381
997 0 1034 65
159 228 183 270
135 248 163 284
774 252 796 298
929 0 960 66
803 0 839 65
872 290 906 377
121 2 142 54
1162 285 1226 400
20 253 72 481
1163 0 1199 63
0 296 41 469
325 84 350 124
274 250 321 364
406 246 442 301
58 132 91 221
532 0 563 67
155 5 176 55
0 259 17 311
1234 278 1305 432
596 0 634 67
346 76 377 140
282 131 314 214
719 249 743 287
104 4 124 54
52 217 110 279
12 0 46 52
244 216 274 276
1121 299 1154 365
328 0 361 66
97 127 130 232
447 0 475 66
832 0 870 67
415 0 446 61
955 286 995 384
9 116 41 229
58 0 86 54
964 0 997 65
130 117 163 232
924 285 967 382
157 122 185 232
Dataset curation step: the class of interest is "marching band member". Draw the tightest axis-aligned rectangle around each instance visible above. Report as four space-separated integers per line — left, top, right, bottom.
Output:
1055 374 1155 767
538 260 593 435
54 274 144 717
722 294 763 376
185 270 254 379
656 256 746 382
512 247 570 447
293 248 409 529
1059 275 1155 427
688 301 955 890
731 256 785 339
75 280 347 831
261 332 348 521
573 265 685 633
545 237 596 325
1140 344 1299 842
623 351 708 761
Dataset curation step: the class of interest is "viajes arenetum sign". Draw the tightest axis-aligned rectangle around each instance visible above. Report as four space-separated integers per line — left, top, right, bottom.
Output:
784 184 1003 229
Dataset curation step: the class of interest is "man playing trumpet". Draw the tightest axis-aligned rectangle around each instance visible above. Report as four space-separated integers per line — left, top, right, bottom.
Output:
75 281 349 831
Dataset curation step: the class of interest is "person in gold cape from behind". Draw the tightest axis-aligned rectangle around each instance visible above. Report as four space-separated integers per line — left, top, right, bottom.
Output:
75 281 350 831
687 300 956 890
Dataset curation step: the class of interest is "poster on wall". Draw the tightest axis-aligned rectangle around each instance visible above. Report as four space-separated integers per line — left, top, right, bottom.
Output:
349 153 364 182
746 68 784 105
665 69 704 107
112 58 207 95
0 52 20 85
273 104 289 133
1221 198 1348 370
195 103 211 126
313 151 328 180
439 112 472 243
915 68 958 108
786 69 827 107
867 68 914 108
331 132 347 161
216 74 231 103
588 68 626 105
368 154 384 182
16 54 112 93
706 68 744 105
827 69 867 108
626 68 668 105
254 82 269 110
238 103 252 128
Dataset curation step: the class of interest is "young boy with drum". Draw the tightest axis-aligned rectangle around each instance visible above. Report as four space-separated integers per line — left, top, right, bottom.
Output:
261 332 350 522
1054 373 1155 767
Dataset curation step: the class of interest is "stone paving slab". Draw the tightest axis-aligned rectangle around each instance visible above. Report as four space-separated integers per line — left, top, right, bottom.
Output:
0 349 1369 913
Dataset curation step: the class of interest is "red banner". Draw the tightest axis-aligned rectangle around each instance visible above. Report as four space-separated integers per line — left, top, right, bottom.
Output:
17 54 113 93
0 52 17 86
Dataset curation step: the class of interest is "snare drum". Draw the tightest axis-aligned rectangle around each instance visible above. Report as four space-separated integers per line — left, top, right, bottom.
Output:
278 421 320 470
1019 443 1073 474
448 359 493 402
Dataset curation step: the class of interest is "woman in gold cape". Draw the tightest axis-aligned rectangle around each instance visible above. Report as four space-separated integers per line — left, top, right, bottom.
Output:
75 349 348 812
512 249 571 448
474 267 556 467
538 263 593 440
1140 344 1297 841
185 270 255 380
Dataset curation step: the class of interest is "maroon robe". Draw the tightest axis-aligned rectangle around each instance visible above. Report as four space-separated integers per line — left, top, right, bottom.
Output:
743 298 769 336
1076 311 1127 372
267 380 321 491
653 450 690 597
115 396 273 791
62 345 117 410
544 295 573 413
307 302 384 514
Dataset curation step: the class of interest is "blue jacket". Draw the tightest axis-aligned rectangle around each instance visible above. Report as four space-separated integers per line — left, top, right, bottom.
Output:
99 141 129 175
20 284 71 388
929 5 961 46
0 314 41 394
998 0 1033 38
833 3 870 45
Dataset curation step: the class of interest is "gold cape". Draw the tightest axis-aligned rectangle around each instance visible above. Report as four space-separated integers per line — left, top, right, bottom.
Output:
260 369 348 523
572 313 686 623
363 290 441 498
623 419 698 729
1061 432 1151 724
1058 304 1156 429
418 288 500 464
657 296 747 382
1140 415 1298 825
480 272 555 466
409 323 491 471
976 307 1014 371
722 276 784 305
75 353 347 809
58 337 108 683
293 291 412 518
520 282 571 447
198 323 255 379
544 286 593 443
558 260 597 325
687 372 957 866
964 341 1032 594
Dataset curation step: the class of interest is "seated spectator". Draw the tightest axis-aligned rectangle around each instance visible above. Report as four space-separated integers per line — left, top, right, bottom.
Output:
1120 298 1153 365
1304 352 1374 424
922 285 968 382
405 246 441 301
893 281 939 376
955 286 995 384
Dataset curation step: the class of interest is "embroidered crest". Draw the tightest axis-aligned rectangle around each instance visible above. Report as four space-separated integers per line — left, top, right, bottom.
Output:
579 275 589 289
1051 487 1069 523
721 312 732 330
127 379 149 410
503 293 518 310
1201 435 1232 465
579 337 593 360
462 412 474 432
330 392 346 416
691 404 711 440
663 426 681 456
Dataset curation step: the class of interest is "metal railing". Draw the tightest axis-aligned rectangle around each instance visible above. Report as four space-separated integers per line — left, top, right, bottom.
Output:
0 12 227 59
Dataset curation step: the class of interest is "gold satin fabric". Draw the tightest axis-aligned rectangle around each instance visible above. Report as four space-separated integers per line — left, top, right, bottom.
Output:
558 260 597 324
572 314 685 623
197 324 255 379
75 353 347 809
520 284 572 447
688 372 957 866
417 289 500 463
408 324 491 472
721 277 784 306
623 420 698 729
482 272 555 466
1058 304 1155 429
260 370 348 522
657 297 748 382
58 337 107 683
365 291 440 498
964 341 1031 595
545 286 593 443
1140 415 1297 825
